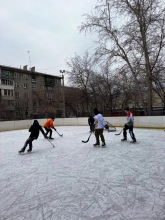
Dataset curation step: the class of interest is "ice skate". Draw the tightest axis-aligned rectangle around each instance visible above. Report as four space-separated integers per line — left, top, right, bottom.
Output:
102 142 106 148
121 138 127 141
130 139 137 143
93 142 100 147
18 148 25 154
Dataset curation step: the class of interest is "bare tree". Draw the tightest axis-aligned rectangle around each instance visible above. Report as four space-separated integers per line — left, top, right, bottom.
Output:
66 52 96 113
79 0 165 115
152 64 165 110
87 63 121 115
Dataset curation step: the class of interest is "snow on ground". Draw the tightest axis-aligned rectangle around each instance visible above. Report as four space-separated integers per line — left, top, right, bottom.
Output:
0 126 165 220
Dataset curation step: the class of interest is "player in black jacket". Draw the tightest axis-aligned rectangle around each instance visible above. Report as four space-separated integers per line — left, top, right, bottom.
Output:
88 116 95 132
18 120 47 154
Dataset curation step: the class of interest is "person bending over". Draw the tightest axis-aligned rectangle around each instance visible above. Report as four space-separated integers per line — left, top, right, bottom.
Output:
43 117 56 139
18 120 46 154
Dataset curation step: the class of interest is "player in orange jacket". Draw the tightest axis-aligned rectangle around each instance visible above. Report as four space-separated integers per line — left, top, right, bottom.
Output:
43 117 56 139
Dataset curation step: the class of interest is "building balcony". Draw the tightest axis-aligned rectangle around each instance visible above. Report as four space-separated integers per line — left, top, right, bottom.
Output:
45 77 55 87
9 106 15 110
0 74 14 80
1 96 15 101
0 84 14 90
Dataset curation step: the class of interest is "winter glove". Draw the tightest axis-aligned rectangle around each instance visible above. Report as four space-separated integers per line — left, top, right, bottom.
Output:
104 124 109 129
54 128 56 131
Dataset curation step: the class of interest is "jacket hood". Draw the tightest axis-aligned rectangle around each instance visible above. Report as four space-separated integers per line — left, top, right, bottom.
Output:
33 120 39 125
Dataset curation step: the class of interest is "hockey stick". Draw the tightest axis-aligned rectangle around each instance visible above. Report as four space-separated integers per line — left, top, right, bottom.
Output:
115 129 123 136
46 138 55 148
82 132 93 143
55 129 63 137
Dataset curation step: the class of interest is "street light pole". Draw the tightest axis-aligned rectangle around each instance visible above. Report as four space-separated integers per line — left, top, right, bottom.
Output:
60 70 65 118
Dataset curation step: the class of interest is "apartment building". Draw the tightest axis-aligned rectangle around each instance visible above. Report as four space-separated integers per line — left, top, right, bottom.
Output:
0 65 64 120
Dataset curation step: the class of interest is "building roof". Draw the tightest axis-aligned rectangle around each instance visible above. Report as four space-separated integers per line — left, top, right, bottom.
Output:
0 64 63 79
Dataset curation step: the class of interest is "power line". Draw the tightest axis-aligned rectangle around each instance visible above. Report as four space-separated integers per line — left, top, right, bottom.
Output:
37 42 97 71
38 64 66 71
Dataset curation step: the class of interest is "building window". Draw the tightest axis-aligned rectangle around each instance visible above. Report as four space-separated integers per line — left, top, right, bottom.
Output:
55 79 61 84
23 74 28 79
14 72 19 78
40 85 44 90
32 74 35 79
2 70 11 76
7 100 14 109
15 92 20 97
32 83 36 91
25 111 29 116
4 89 14 96
23 83 28 88
24 102 28 107
39 76 44 81
16 111 20 117
15 102 19 107
24 93 28 98
32 74 36 83
1 79 13 85
14 82 19 87
47 93 53 100
39 101 44 106
47 86 53 90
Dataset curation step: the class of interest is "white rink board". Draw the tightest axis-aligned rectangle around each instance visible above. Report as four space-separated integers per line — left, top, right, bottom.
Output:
0 116 165 131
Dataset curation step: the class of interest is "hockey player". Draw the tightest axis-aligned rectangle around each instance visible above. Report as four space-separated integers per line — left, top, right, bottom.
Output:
93 108 106 147
43 117 56 139
88 116 95 132
18 120 47 154
121 107 137 143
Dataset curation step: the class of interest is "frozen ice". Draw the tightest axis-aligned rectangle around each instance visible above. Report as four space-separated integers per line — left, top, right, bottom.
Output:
0 126 165 220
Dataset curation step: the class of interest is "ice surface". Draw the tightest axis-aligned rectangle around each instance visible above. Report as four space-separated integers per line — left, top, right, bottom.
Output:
0 126 165 220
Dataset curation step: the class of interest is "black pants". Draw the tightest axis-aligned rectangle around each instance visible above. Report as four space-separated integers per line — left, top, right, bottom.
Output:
123 124 136 140
44 127 52 138
22 137 35 151
89 124 95 132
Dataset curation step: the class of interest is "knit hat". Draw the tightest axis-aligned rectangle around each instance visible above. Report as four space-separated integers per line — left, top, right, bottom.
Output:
125 107 129 111
93 108 99 115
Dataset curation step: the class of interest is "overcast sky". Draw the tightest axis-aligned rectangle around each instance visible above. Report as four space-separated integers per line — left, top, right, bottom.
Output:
0 0 98 77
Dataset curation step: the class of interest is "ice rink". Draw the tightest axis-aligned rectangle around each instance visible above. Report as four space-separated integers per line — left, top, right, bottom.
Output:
0 126 165 220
